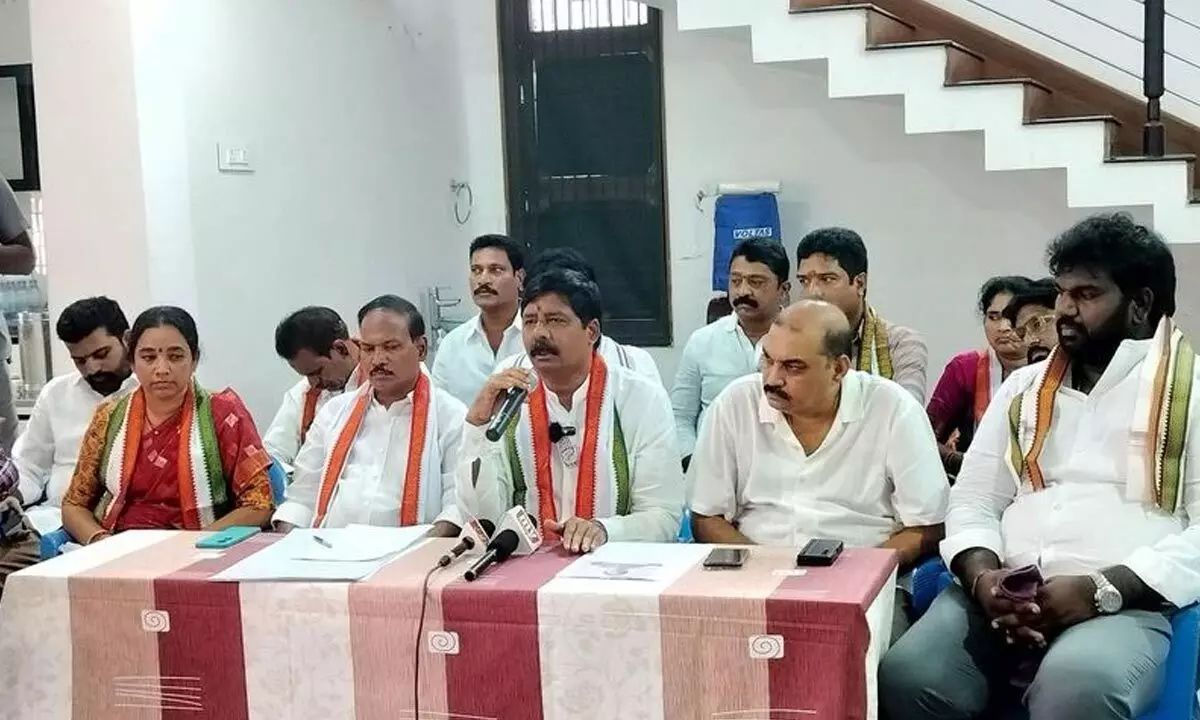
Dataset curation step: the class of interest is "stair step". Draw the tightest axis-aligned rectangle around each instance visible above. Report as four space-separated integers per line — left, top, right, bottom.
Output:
789 2 915 30
1028 115 1121 127
1106 154 1196 164
944 77 1053 121
948 77 1052 94
867 39 984 63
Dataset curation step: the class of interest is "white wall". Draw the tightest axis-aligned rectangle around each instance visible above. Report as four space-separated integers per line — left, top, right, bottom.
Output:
0 0 30 66
31 0 154 381
32 0 473 422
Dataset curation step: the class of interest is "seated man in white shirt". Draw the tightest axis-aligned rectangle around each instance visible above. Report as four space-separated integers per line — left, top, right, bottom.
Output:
690 299 947 639
12 297 136 534
432 234 526 406
495 247 663 385
672 237 790 464
263 306 362 475
459 268 683 553
881 214 1198 720
273 295 465 536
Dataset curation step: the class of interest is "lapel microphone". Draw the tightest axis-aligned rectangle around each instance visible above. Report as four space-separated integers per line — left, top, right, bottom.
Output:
548 422 577 444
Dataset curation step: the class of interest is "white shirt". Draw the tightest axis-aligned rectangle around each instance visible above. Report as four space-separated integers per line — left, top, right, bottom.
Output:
495 335 664 387
457 364 684 542
942 339 1200 608
273 383 466 529
15 372 138 534
263 372 362 475
690 372 948 548
671 314 761 458
432 311 524 407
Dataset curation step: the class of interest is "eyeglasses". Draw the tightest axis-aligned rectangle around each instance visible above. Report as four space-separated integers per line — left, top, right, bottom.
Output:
1015 313 1055 341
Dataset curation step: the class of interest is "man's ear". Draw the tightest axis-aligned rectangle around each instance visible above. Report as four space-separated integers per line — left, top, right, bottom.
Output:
853 273 867 298
586 318 601 348
1130 288 1154 329
415 336 428 363
832 354 852 383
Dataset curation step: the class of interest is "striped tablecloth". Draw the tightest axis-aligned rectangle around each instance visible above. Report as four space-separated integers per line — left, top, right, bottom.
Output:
0 531 898 720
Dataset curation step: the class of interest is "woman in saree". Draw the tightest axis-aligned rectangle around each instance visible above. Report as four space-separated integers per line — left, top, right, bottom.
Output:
62 306 274 545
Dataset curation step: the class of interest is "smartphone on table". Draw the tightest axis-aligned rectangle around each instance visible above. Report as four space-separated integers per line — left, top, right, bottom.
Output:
195 526 261 549
703 547 749 569
796 538 844 567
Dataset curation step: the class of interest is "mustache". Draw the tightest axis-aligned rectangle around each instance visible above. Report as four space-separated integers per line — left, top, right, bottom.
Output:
474 285 497 296
764 385 789 401
732 295 758 309
529 340 558 356
369 366 393 376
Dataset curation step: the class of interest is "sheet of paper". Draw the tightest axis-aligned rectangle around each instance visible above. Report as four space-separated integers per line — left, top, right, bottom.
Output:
285 525 432 562
209 526 432 582
555 542 710 583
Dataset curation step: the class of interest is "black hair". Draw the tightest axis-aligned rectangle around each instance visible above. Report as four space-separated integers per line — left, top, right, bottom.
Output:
274 306 349 360
129 306 200 361
731 237 789 284
522 268 603 326
356 295 426 339
1002 277 1058 325
469 234 526 273
822 325 856 360
56 296 129 344
527 247 596 283
978 276 1032 316
795 227 868 279
1047 213 1176 324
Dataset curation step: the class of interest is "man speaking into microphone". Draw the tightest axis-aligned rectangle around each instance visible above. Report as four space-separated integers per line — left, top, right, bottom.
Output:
456 268 683 554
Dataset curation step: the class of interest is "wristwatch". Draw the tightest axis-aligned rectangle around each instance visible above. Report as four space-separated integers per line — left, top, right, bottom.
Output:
1090 571 1123 614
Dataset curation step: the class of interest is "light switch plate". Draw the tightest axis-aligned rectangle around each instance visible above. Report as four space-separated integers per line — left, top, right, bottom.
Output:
217 143 254 173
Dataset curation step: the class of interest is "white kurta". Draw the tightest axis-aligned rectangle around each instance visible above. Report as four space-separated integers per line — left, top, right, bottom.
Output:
273 383 466 529
431 312 525 407
262 372 363 475
690 371 948 548
457 363 684 543
15 372 138 534
943 338 1200 608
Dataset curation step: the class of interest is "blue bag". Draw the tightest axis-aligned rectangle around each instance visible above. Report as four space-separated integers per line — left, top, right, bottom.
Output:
712 193 782 291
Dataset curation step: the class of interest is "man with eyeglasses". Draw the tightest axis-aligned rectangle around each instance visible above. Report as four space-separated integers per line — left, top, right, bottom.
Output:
1005 277 1058 364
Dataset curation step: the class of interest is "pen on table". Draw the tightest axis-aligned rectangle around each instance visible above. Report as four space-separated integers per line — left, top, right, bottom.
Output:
313 535 334 549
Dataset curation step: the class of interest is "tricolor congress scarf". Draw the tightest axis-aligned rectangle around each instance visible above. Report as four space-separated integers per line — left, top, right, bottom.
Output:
311 372 437 527
1007 317 1194 512
857 306 894 379
504 352 631 530
96 381 226 531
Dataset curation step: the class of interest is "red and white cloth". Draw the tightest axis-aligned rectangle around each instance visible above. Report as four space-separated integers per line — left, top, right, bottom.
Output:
1 531 897 720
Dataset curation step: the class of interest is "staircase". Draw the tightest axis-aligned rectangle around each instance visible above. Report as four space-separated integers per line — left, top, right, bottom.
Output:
672 0 1200 243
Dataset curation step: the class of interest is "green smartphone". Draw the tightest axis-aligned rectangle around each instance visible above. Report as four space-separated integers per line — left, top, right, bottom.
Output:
195 526 261 549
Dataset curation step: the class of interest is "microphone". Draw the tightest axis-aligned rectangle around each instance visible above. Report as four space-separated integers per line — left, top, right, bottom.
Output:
464 507 543 581
485 387 529 442
436 518 496 568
